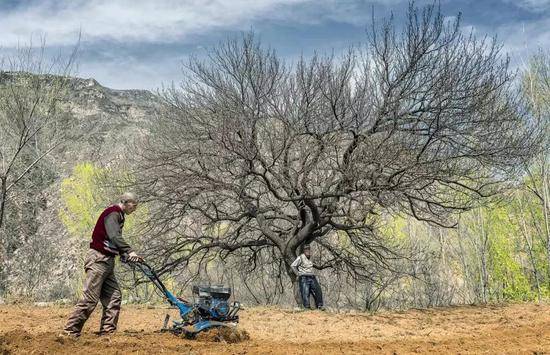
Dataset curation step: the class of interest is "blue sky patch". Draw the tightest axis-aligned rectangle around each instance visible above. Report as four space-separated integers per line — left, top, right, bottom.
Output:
0 0 548 89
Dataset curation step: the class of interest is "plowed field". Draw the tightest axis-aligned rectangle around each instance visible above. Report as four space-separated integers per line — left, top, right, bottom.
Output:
0 303 548 354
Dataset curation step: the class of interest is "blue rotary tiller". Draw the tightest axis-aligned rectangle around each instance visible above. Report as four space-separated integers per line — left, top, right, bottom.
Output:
130 261 241 338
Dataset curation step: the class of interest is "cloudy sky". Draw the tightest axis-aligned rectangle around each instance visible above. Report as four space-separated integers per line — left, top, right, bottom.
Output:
0 0 548 90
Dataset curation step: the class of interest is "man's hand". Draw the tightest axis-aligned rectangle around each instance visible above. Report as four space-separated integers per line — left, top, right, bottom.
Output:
127 251 143 263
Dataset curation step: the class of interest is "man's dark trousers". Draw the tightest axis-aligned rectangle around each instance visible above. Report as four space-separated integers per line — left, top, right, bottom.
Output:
299 275 323 309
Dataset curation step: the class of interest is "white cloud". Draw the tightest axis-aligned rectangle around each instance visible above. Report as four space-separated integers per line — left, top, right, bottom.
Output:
504 0 550 12
0 0 310 47
497 18 550 69
267 0 417 27
465 16 550 71
0 0 416 47
78 56 181 90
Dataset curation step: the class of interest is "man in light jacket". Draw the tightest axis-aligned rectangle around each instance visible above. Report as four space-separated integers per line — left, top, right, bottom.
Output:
290 244 324 310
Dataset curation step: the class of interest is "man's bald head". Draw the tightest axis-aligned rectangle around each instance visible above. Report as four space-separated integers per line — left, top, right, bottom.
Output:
120 192 138 204
119 192 139 215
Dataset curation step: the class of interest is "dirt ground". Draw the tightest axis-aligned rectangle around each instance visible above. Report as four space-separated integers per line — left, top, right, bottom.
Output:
0 302 548 354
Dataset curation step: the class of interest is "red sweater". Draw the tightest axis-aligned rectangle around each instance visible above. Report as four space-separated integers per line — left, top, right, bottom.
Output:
90 205 125 256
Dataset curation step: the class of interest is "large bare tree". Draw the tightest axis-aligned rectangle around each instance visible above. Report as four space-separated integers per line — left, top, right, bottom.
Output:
135 5 540 290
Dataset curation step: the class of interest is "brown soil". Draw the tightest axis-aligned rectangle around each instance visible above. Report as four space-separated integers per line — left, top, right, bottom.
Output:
0 303 548 354
194 326 250 343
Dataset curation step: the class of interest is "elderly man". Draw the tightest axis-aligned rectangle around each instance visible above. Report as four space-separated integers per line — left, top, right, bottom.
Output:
291 244 325 310
63 192 143 337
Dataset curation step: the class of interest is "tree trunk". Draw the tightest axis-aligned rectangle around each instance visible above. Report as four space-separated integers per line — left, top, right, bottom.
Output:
542 165 550 287
0 176 6 231
515 194 543 301
283 253 302 306
478 209 489 303
0 176 6 297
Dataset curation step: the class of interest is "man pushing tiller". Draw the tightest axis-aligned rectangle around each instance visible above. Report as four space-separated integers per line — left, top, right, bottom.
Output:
62 192 143 337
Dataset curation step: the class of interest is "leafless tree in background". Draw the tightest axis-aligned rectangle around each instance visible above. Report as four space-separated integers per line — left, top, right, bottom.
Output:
135 4 540 298
0 39 78 295
522 51 550 280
